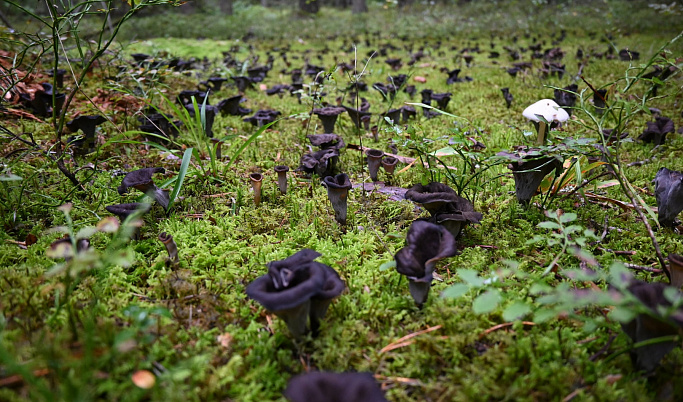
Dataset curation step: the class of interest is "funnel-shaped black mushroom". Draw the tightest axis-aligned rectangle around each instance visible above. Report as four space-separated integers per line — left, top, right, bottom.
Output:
383 108 401 125
274 165 289 195
405 182 483 238
299 148 339 178
343 106 372 130
138 112 180 143
385 58 402 71
400 105 417 122
105 202 151 240
498 149 563 205
667 253 683 289
246 249 344 337
322 173 352 225
619 49 639 61
232 76 255 92
501 87 513 109
388 74 408 88
307 134 345 151
593 89 607 115
177 90 209 106
365 149 384 182
284 372 387 402
66 115 107 153
266 84 292 97
638 116 675 145
47 68 66 88
117 167 170 210
372 83 398 100
24 82 65 117
158 232 179 267
199 77 228 92
395 220 457 307
217 95 252 116
445 68 472 84
312 107 346 133
620 280 683 372
653 167 683 227
185 104 218 137
553 84 578 114
244 109 281 128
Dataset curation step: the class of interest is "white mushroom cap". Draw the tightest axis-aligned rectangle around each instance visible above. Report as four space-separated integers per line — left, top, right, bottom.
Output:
522 99 569 124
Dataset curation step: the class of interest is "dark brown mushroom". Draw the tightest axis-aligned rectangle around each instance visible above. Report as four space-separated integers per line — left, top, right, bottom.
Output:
395 220 457 307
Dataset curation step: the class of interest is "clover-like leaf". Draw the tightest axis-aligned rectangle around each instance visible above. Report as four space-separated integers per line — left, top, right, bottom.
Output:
502 301 532 322
441 283 470 299
473 289 502 314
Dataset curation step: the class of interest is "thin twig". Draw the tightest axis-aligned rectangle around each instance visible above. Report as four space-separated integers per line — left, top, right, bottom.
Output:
379 325 442 354
479 321 535 339
624 263 663 274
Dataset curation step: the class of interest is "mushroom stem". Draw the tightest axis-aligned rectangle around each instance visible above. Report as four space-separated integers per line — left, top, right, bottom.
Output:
250 173 263 206
535 121 547 145
211 138 223 159
371 125 379 141
365 149 385 182
274 301 311 338
408 279 431 308
158 232 179 267
274 166 289 195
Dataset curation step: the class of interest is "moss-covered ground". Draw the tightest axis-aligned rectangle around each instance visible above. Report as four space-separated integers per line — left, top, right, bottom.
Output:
1 1 683 400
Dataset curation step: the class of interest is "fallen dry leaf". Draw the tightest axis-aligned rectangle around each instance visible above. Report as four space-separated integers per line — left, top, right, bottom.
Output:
217 332 233 348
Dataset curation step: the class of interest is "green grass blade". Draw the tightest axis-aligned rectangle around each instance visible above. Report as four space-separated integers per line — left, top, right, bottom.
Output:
226 118 280 169
167 147 193 213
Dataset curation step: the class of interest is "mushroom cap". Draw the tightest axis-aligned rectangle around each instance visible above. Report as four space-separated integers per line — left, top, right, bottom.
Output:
322 173 352 190
312 106 345 117
652 167 683 227
246 249 344 313
105 203 151 219
307 134 345 150
395 220 457 280
522 99 569 124
274 165 290 173
312 262 345 300
247 249 326 312
117 167 165 195
405 182 476 218
284 371 387 402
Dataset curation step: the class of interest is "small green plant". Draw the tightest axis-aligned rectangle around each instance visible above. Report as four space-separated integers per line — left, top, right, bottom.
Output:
526 210 599 276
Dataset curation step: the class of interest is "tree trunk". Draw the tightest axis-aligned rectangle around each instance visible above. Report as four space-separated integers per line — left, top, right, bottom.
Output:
299 0 319 14
352 0 367 14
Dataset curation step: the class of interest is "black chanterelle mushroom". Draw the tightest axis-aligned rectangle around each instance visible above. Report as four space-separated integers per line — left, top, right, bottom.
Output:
117 167 170 210
620 280 683 372
395 220 457 307
246 249 345 338
652 167 683 227
322 173 353 226
284 371 387 402
404 182 483 238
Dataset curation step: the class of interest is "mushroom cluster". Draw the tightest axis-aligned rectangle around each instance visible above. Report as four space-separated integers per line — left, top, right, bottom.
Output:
246 249 345 337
